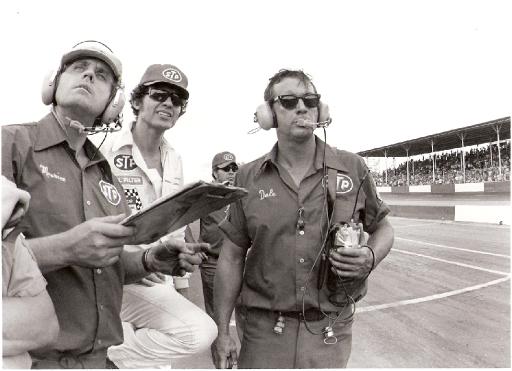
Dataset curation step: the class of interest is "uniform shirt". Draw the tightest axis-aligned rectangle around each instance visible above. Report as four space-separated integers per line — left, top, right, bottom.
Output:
220 136 390 313
2 236 48 369
100 122 188 286
100 121 186 244
199 205 229 258
1 113 130 360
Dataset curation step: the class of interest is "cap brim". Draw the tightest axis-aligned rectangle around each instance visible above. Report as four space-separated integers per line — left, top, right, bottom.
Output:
142 81 189 99
215 161 237 169
61 50 121 80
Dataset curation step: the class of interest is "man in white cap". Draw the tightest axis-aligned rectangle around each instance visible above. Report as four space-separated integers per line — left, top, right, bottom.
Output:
101 64 217 368
1 42 208 368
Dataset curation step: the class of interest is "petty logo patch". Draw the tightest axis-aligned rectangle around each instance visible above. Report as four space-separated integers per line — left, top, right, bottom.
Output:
99 180 122 206
124 188 143 211
162 68 183 83
114 154 137 171
336 174 353 194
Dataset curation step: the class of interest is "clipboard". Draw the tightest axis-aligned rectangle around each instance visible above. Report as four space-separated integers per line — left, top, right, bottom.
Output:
121 180 248 245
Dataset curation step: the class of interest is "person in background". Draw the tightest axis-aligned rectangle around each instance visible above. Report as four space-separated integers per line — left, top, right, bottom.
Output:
1 41 207 369
211 69 394 368
2 176 60 369
101 63 217 369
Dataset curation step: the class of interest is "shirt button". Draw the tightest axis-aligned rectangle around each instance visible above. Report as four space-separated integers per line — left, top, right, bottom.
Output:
300 286 306 291
99 304 104 311
97 339 102 345
299 230 305 235
299 258 305 263
96 268 102 274
86 200 92 206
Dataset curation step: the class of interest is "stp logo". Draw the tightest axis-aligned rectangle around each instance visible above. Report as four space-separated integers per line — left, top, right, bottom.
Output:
224 153 234 161
162 68 182 82
114 154 137 170
99 180 121 206
336 174 353 194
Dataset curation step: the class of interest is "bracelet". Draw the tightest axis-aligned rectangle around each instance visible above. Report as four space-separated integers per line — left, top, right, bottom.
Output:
141 249 152 273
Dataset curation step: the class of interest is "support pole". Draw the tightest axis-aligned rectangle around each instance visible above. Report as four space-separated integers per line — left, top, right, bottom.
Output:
431 139 435 183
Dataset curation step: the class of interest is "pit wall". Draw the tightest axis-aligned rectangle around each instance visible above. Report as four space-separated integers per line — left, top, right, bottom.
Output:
377 181 510 194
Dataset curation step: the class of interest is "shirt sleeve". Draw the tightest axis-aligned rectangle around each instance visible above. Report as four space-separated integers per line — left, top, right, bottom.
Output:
362 168 390 234
3 235 47 298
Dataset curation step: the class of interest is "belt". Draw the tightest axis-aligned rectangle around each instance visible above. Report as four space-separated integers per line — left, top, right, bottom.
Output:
281 308 334 322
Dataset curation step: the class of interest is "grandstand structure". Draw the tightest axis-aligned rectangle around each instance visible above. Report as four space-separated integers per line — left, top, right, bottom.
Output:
358 117 511 191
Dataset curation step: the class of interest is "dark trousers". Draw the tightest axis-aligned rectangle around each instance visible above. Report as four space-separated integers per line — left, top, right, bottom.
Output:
238 307 353 369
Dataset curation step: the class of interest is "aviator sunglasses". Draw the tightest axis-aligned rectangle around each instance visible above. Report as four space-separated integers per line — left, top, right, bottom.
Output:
218 164 238 172
147 88 184 107
273 93 321 110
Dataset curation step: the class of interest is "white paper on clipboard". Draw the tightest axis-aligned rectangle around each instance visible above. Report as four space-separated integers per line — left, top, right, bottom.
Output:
120 180 248 245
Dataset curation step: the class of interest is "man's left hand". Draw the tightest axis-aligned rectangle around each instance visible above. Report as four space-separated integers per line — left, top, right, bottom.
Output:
146 238 210 276
328 244 373 280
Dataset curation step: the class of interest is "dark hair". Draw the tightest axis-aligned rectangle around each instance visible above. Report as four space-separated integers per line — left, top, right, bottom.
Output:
263 69 317 102
130 84 149 118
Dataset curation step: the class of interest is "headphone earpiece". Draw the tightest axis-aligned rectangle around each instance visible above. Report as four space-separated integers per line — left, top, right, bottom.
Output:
254 100 332 130
254 102 275 130
41 70 58 106
318 102 331 124
41 70 125 124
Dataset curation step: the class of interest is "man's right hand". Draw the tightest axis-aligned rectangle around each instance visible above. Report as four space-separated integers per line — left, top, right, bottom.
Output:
65 214 135 267
212 333 238 369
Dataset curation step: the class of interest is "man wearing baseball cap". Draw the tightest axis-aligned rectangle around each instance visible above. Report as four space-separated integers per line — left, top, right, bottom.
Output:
2 43 208 368
189 152 239 322
101 64 217 368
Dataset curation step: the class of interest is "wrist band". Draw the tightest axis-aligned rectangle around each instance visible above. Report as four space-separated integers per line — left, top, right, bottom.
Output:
142 249 152 273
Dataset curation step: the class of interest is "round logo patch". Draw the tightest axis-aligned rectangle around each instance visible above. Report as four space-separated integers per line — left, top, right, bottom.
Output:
224 153 234 161
336 174 353 194
99 180 121 206
114 154 137 170
162 68 182 83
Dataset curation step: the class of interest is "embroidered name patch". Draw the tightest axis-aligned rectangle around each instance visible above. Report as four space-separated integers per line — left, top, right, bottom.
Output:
99 180 121 206
336 174 353 194
258 188 276 200
39 164 66 182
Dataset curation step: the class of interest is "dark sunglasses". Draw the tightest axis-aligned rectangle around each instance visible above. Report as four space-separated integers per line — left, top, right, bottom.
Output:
147 88 184 107
218 164 238 172
273 93 321 110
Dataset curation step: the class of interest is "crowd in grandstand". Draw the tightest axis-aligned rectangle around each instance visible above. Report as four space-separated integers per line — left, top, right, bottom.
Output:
373 141 511 186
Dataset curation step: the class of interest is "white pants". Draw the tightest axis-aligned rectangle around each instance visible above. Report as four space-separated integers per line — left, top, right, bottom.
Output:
107 282 217 369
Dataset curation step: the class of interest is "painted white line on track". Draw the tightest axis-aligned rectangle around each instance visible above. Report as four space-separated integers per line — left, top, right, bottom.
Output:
394 248 510 275
393 222 441 229
396 237 510 259
357 276 510 313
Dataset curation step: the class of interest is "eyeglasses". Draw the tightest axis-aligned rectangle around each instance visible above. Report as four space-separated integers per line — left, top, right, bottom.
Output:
218 164 238 172
273 93 321 110
147 88 184 107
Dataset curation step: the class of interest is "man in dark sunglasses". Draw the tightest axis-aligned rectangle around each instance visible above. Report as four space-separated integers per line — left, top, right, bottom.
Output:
212 69 394 368
100 64 217 368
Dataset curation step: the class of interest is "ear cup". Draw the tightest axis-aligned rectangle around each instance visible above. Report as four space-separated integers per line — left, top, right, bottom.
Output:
41 70 58 105
318 102 331 123
101 88 125 124
254 103 275 130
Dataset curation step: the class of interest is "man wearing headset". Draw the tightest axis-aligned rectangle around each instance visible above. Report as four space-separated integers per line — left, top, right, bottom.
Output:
212 69 394 368
1 41 208 368
101 64 217 368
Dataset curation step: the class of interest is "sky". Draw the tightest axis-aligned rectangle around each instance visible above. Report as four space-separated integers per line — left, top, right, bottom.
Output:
1 0 511 182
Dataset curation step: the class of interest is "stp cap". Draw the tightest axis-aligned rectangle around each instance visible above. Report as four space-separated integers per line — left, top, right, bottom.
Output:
212 151 237 170
138 64 189 99
60 40 122 82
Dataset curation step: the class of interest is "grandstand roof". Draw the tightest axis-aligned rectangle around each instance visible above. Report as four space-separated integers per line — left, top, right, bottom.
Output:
357 117 511 158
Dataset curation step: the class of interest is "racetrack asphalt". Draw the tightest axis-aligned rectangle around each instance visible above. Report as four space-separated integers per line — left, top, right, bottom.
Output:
173 213 510 368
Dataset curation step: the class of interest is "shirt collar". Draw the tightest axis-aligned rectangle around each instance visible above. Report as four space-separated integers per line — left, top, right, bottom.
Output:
256 135 349 176
34 112 68 151
111 121 172 153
